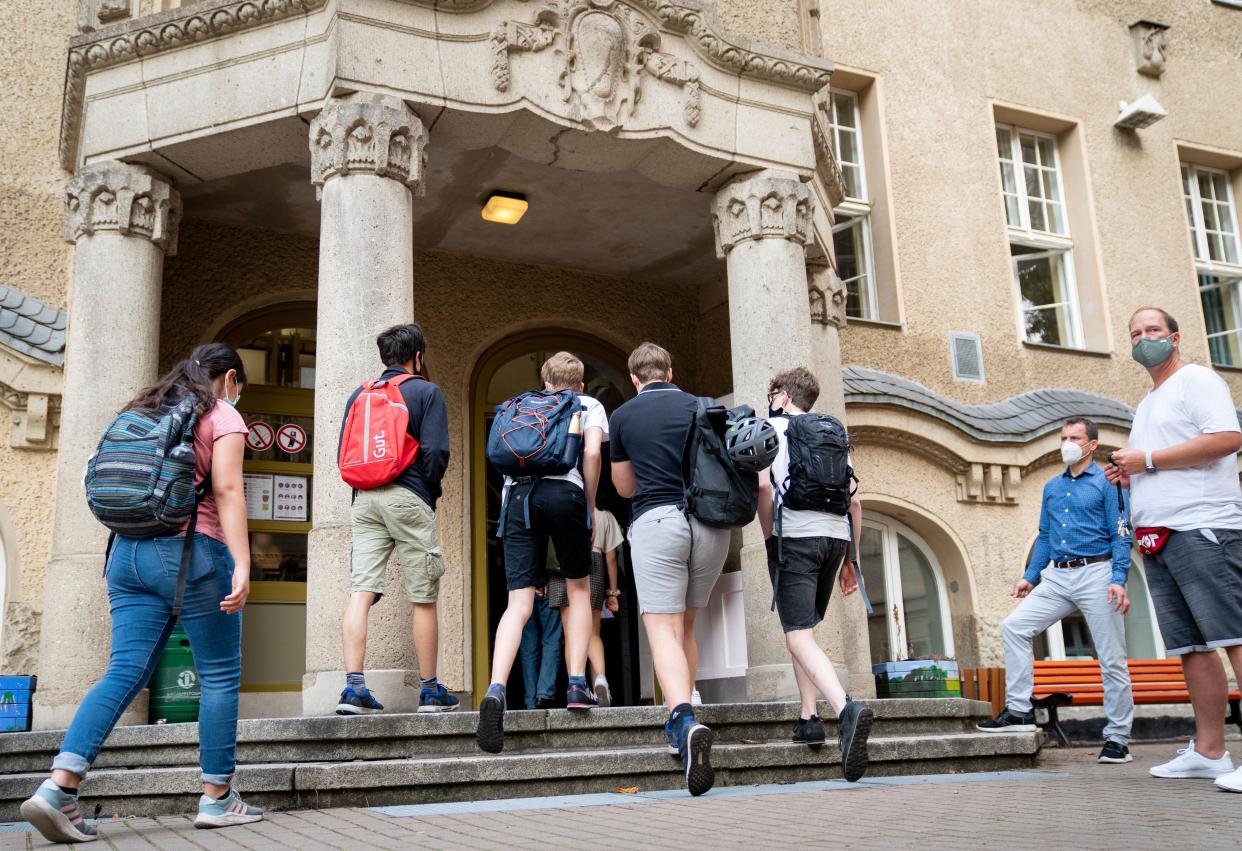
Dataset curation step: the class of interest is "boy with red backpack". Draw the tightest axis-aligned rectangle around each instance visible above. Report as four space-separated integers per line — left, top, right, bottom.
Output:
336 324 453 715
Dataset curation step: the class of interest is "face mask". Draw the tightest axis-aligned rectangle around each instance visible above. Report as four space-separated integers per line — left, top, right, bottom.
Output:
224 375 242 408
1132 336 1175 368
1060 441 1083 465
768 406 784 418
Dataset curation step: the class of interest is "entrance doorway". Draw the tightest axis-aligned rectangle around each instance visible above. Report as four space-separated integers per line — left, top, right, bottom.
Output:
469 331 640 707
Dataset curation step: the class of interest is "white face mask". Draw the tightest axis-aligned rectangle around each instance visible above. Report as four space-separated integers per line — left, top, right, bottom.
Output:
1060 441 1083 465
224 374 242 408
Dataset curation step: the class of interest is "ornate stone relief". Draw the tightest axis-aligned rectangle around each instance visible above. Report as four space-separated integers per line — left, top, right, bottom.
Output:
712 171 813 258
65 161 181 255
308 94 429 198
491 1 702 132
807 262 846 328
2 387 59 450
79 0 135 34
810 90 847 208
1129 19 1169 78
955 463 1021 504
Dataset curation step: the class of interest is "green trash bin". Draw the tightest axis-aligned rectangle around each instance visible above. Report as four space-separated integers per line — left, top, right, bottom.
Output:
149 624 199 724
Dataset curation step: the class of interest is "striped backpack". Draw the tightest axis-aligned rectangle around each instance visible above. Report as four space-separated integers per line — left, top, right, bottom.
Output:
85 396 207 614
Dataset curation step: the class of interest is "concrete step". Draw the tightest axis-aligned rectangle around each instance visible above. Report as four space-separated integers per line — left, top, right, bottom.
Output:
0 699 997 773
0 731 1041 820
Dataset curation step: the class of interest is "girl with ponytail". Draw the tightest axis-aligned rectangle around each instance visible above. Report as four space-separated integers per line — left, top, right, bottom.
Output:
21 343 264 842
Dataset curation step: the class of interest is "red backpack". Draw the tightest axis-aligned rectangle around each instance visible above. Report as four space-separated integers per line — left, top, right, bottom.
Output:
338 374 421 490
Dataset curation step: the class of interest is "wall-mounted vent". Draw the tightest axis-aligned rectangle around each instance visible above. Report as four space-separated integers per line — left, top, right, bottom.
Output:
950 333 985 382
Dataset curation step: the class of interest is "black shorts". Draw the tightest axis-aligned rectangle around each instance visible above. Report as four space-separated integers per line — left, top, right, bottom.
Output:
1143 527 1242 656
765 536 849 633
502 479 591 591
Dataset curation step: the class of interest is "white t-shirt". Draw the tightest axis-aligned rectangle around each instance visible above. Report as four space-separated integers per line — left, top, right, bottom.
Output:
592 507 623 554
768 415 850 540
503 394 608 494
1129 363 1242 529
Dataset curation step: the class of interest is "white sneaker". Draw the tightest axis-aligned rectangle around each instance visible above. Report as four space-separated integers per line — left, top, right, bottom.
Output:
1149 740 1234 779
690 689 703 707
1214 764 1242 792
594 676 611 708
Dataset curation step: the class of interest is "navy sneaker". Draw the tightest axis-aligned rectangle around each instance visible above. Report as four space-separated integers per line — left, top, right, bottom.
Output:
680 719 715 797
335 686 383 715
418 683 460 713
664 714 681 756
566 679 598 711
476 683 506 754
838 697 874 783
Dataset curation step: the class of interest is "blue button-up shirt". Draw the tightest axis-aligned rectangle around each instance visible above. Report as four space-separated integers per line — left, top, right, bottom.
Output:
1024 461 1131 586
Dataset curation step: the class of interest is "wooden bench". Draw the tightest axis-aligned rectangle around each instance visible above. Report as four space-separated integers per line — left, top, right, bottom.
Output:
1032 659 1242 746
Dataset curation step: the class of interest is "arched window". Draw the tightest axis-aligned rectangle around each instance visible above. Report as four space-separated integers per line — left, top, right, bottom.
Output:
860 515 955 663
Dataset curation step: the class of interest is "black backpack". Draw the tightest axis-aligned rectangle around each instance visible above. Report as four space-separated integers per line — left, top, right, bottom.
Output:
779 413 854 515
682 398 759 528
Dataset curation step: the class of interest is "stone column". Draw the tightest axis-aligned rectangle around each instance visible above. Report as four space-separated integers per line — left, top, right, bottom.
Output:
302 93 427 715
33 162 180 729
712 169 817 702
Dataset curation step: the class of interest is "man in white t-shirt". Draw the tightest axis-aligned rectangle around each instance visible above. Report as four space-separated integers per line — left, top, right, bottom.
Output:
1105 307 1242 792
476 352 608 754
756 367 874 783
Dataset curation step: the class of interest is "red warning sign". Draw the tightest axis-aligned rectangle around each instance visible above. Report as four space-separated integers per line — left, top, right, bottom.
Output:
246 421 275 452
276 423 308 455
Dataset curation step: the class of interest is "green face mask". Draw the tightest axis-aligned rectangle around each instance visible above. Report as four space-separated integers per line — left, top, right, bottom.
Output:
1132 336 1175 368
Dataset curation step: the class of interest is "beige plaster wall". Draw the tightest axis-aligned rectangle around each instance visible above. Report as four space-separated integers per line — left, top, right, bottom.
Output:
714 0 804 52
162 218 704 688
0 0 74 669
824 0 1242 406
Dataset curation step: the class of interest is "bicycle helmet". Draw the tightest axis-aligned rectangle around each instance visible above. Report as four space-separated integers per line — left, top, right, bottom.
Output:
724 415 779 473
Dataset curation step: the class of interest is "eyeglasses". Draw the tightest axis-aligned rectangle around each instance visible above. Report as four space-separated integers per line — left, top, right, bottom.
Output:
767 390 781 405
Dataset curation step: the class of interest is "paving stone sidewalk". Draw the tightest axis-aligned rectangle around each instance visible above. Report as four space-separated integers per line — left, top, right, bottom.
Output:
0 744 1236 850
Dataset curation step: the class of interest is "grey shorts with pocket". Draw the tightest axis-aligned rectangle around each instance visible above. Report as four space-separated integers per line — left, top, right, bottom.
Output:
351 484 446 604
1142 527 1242 655
628 504 730 615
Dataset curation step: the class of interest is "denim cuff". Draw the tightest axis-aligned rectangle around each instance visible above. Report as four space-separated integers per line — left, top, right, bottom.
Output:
51 751 91 779
201 771 234 785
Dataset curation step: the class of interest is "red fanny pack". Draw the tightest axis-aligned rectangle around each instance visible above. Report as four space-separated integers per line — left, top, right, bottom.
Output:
1135 526 1172 555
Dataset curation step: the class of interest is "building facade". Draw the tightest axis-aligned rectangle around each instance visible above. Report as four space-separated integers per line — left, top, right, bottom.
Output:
1 0 1240 728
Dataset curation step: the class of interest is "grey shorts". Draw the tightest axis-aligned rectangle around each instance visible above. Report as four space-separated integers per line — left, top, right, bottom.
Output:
1143 527 1242 656
628 505 730 615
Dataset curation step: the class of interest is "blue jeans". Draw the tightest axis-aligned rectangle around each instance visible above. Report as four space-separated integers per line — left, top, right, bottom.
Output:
53 534 243 784
518 592 562 708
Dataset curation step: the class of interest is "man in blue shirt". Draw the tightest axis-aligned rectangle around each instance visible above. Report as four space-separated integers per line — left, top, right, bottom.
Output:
978 418 1134 763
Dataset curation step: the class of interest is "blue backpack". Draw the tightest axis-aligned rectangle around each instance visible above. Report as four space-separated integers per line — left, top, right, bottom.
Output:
486 390 583 478
85 396 207 614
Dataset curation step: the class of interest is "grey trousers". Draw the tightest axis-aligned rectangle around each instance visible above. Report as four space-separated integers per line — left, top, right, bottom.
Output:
1002 561 1133 743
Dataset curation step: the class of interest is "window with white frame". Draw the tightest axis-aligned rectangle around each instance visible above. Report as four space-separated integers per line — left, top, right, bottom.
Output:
828 91 877 321
859 516 954 663
1183 163 1242 367
996 124 1083 348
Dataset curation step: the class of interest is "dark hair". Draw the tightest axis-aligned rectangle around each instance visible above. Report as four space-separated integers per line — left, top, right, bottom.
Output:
1063 417 1098 442
769 367 820 411
378 323 426 368
124 342 246 417
1130 306 1179 334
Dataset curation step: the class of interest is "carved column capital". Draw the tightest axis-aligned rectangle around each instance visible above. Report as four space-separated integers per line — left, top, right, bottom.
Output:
65 161 181 255
711 170 813 258
309 94 428 199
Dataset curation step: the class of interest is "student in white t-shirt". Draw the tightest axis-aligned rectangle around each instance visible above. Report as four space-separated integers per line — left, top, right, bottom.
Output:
476 353 608 754
1105 307 1242 792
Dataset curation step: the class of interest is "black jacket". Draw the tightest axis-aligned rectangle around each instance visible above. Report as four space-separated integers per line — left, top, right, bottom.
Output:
340 365 451 509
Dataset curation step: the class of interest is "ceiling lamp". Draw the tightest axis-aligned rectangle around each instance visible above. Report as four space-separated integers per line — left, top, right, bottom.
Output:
481 192 528 224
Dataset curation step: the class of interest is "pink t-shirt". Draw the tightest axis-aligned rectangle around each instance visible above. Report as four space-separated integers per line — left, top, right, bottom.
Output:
183 399 248 542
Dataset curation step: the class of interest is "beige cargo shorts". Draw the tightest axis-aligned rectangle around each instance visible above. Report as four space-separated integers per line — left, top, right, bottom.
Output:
350 484 446 603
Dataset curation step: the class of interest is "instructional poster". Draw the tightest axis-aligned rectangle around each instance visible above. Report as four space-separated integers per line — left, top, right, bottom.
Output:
273 474 309 521
243 473 273 520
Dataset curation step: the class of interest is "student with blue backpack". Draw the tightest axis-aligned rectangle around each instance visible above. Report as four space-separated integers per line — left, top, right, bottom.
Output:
21 343 261 843
476 352 607 753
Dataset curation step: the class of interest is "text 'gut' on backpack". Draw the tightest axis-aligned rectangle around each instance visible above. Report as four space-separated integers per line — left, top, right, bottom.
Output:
339 374 422 490
486 390 583 478
780 412 855 515
682 398 759 529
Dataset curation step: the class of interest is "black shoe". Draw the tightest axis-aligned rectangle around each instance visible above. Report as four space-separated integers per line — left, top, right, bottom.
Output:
838 698 874 783
534 696 555 710
975 708 1037 733
682 723 715 797
793 715 826 745
1098 740 1133 764
476 686 506 754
